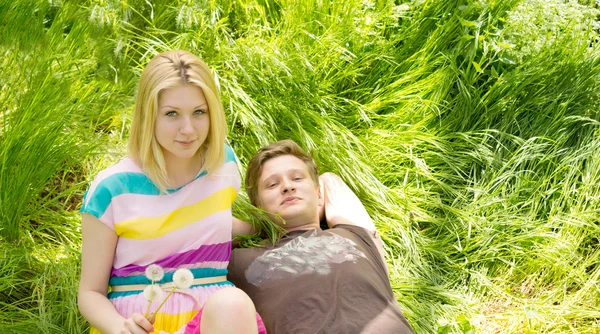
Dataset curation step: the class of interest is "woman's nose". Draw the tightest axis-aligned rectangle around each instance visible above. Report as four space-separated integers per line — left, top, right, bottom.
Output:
180 116 194 134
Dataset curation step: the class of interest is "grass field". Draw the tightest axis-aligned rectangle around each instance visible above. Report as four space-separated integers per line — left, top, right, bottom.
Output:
1 0 599 332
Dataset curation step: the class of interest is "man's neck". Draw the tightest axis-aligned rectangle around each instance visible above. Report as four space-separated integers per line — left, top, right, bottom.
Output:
284 222 320 233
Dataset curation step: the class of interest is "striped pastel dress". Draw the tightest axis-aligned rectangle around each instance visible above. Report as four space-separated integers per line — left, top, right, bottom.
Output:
81 145 245 333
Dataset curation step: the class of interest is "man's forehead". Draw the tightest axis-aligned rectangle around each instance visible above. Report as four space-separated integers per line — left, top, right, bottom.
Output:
259 155 309 181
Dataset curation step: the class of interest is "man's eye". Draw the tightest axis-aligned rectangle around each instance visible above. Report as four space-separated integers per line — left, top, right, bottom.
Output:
166 111 177 116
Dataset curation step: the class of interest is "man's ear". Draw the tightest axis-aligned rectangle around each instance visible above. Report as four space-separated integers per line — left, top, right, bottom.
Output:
318 180 324 203
317 181 325 222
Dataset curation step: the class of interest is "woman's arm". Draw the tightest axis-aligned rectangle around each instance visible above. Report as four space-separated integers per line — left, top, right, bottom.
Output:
232 217 256 237
78 214 154 334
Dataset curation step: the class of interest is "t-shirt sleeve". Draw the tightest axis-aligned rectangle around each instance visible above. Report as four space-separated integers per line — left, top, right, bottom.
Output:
224 143 239 166
227 249 240 285
331 224 388 275
79 172 117 231
224 143 242 193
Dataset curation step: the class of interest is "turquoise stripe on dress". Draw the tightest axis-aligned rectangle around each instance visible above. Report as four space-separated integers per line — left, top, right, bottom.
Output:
109 268 229 286
108 281 234 299
81 144 237 218
80 171 161 218
224 144 237 164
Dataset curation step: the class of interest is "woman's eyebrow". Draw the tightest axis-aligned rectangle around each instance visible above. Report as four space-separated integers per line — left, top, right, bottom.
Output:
159 103 208 110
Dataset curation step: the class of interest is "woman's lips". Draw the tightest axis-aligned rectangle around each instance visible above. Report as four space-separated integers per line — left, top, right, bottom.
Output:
177 140 196 147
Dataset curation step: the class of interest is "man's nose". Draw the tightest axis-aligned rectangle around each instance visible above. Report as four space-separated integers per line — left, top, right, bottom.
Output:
282 179 296 193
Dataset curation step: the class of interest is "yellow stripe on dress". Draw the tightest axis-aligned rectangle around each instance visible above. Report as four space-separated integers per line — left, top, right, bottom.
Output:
89 309 198 334
115 187 237 240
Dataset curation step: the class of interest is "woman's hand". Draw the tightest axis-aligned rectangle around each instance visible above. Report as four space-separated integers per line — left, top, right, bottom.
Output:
116 313 154 334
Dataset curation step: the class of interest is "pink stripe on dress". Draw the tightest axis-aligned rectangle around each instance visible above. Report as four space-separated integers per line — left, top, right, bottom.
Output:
83 158 141 208
112 210 232 269
102 161 239 224
126 261 229 276
110 283 233 316
112 242 231 276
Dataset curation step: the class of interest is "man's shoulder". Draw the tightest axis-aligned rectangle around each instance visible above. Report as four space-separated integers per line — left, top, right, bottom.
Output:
325 224 387 268
230 244 269 265
327 224 378 243
231 244 268 255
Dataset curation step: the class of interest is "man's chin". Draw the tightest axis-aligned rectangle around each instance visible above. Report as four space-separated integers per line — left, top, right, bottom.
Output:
265 213 294 227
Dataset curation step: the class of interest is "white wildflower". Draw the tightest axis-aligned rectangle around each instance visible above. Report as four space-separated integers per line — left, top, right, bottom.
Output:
396 4 410 12
145 264 164 282
173 268 194 289
143 284 164 302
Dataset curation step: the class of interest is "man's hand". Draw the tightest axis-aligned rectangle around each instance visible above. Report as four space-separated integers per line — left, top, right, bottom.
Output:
319 173 387 264
319 172 376 232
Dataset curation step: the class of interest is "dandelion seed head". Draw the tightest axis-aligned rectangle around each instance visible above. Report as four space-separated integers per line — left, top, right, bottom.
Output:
173 268 194 289
143 285 164 302
145 264 165 282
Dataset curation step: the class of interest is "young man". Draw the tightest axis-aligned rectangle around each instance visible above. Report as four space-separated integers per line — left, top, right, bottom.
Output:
227 140 414 333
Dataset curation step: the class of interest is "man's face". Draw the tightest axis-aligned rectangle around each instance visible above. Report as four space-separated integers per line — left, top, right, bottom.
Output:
257 155 322 229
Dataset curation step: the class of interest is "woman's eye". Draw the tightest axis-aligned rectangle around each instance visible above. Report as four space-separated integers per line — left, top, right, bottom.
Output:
293 177 303 181
166 111 177 117
194 109 206 115
268 183 277 188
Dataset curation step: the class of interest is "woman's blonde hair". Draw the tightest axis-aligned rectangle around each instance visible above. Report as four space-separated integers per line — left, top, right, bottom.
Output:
128 50 226 193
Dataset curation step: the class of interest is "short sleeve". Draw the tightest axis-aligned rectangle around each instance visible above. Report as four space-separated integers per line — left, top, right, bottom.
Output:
227 249 240 285
80 172 117 231
224 143 242 193
330 224 388 275
224 143 239 167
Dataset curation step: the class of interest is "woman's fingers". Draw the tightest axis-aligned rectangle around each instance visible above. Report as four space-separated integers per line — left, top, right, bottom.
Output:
134 313 155 332
123 313 154 333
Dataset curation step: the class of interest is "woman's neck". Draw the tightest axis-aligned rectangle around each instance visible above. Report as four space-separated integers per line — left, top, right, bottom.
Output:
164 151 204 189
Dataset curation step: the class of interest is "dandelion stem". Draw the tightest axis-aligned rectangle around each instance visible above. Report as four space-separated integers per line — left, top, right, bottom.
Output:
148 287 176 322
144 281 155 317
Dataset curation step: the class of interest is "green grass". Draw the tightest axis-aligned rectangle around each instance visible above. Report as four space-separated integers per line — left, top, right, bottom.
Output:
1 0 599 332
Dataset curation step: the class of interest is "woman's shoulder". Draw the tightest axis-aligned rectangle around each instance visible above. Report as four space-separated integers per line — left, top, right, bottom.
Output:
86 157 152 194
91 157 142 184
82 157 157 213
224 143 237 165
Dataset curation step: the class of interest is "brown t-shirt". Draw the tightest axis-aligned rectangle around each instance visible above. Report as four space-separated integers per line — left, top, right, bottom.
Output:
228 225 414 334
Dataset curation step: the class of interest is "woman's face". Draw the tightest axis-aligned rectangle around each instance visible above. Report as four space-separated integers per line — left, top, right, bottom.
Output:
155 84 210 166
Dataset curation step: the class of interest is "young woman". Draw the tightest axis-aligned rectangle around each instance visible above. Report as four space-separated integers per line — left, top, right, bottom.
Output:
78 50 265 334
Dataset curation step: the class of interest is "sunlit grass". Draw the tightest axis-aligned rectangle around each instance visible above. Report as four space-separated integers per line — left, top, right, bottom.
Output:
1 0 599 332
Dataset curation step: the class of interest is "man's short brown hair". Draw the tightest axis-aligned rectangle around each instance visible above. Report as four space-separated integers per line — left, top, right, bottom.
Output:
245 140 319 206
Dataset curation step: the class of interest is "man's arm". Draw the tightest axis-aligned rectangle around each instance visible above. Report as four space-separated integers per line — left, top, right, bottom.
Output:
320 172 375 231
319 172 386 263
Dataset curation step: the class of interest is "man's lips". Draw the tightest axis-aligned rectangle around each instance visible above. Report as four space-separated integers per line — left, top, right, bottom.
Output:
281 196 300 205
